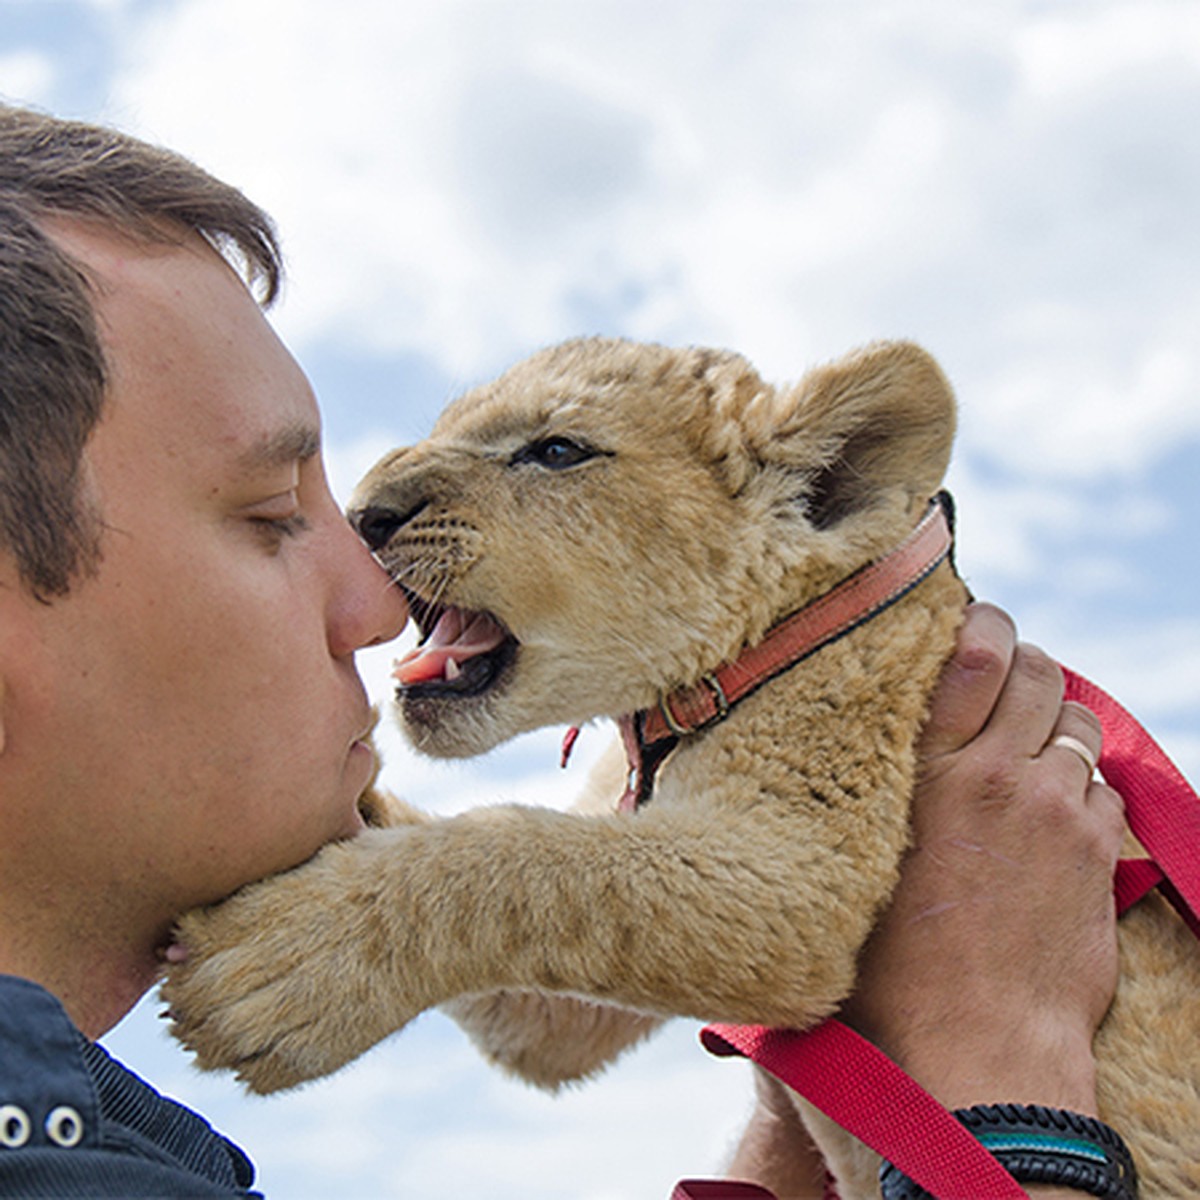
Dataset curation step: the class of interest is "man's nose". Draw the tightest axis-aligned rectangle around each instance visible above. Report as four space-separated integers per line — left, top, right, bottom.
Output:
331 523 409 654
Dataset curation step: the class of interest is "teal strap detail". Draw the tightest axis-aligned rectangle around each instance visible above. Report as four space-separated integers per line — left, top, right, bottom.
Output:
977 1131 1109 1163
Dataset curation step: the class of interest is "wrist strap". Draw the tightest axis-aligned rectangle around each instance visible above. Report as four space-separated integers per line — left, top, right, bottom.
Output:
879 1105 1139 1200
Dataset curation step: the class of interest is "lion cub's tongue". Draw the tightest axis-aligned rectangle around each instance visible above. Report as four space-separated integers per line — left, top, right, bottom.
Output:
392 607 507 686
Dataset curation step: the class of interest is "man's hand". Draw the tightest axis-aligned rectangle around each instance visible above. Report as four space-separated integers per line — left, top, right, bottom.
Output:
843 602 1125 1114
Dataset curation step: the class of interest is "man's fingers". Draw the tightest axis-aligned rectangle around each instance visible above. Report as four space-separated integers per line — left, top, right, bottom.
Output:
1085 780 1128 853
1042 701 1103 779
918 603 1016 760
1039 703 1126 846
982 641 1067 760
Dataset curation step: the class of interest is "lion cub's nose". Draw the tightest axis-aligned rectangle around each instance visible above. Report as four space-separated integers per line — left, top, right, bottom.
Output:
352 503 424 551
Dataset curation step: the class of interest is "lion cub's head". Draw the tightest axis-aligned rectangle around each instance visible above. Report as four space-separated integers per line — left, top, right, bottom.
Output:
351 337 955 758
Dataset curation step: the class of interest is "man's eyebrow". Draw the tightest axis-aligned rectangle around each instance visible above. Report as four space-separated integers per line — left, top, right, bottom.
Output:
237 423 322 472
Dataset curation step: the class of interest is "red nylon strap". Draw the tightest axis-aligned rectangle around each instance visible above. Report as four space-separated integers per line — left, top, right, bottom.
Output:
1063 668 1200 938
701 1021 1029 1199
680 669 1198 1200
671 1182 777 1199
1114 856 1164 915
642 500 953 746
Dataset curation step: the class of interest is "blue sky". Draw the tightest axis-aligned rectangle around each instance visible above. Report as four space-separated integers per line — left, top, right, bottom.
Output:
3 2 1199 1196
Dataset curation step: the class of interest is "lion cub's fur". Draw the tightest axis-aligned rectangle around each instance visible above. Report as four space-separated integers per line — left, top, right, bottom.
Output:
166 339 1198 1198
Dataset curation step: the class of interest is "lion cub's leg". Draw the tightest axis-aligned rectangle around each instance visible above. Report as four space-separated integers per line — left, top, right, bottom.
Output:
442 991 663 1089
444 738 666 1088
357 785 431 829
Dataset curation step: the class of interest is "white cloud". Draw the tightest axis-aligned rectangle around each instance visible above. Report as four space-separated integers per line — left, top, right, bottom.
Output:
99 0 1200 492
1015 2 1200 98
0 49 56 104
967 337 1200 480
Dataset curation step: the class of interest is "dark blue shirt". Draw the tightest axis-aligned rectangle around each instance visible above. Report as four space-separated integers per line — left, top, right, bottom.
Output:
0 975 259 1197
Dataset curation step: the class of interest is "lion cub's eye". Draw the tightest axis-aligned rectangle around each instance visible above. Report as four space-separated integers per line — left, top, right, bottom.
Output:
510 436 600 470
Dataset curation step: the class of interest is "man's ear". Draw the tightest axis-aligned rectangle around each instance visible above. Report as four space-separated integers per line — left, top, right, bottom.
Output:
750 341 957 529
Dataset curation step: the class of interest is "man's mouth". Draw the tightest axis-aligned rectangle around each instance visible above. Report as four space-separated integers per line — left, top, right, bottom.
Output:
392 593 517 699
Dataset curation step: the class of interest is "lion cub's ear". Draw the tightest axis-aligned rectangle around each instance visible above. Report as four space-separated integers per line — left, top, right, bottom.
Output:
749 341 956 530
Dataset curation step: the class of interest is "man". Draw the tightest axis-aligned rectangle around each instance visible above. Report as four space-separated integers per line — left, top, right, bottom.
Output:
0 103 1124 1197
0 103 406 1194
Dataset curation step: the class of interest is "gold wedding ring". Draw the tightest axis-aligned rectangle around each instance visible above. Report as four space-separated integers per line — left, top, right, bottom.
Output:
1051 733 1098 775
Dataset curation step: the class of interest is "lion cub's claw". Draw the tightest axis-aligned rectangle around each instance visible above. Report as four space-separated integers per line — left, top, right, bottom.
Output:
162 836 421 1093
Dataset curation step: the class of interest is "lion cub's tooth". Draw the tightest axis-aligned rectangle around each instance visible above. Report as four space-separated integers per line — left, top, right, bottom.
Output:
445 658 462 682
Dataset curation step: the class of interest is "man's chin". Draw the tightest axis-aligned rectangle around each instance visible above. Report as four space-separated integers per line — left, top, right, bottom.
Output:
346 737 381 821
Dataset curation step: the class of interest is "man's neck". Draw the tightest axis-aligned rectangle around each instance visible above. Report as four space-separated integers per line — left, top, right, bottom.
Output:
0 907 162 1038
53 955 160 1039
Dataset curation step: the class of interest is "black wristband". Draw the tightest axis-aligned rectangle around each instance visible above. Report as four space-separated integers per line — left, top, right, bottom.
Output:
878 1104 1139 1200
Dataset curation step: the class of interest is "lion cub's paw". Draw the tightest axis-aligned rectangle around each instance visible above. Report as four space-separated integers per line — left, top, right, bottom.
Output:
163 836 422 1093
357 784 429 830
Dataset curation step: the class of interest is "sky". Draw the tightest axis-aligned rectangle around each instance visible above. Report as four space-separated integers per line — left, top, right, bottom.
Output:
3 1 1199 1196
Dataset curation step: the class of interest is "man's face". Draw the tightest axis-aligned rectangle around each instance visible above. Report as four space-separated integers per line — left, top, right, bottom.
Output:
8 222 407 944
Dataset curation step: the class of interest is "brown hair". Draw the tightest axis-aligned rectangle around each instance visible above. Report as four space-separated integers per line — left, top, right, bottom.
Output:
0 103 284 599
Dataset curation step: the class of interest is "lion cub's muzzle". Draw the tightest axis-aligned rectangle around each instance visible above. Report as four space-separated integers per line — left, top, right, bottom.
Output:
349 503 518 703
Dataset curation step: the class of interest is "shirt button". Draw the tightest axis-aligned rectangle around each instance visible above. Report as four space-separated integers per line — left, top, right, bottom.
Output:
0 1104 31 1148
45 1106 84 1148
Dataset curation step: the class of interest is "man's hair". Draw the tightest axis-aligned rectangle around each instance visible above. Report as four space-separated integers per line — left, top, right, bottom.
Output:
0 103 284 599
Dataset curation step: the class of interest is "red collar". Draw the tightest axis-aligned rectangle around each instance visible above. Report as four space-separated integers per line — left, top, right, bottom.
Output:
609 494 956 812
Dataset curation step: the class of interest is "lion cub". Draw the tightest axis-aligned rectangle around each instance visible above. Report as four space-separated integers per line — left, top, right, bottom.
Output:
166 339 1197 1199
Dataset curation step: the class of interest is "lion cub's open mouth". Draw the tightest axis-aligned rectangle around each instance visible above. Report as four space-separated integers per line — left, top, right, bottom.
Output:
392 595 517 699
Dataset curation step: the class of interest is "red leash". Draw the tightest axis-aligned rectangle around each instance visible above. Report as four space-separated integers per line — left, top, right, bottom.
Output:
691 1020 1030 1200
675 670 1200 1199
1063 669 1200 939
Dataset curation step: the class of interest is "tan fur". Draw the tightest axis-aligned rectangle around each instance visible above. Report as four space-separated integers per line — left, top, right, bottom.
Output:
164 339 1198 1198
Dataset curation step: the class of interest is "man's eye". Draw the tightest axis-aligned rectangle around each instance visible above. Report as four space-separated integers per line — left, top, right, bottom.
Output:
254 513 309 538
248 513 310 553
509 437 600 470
243 492 309 547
